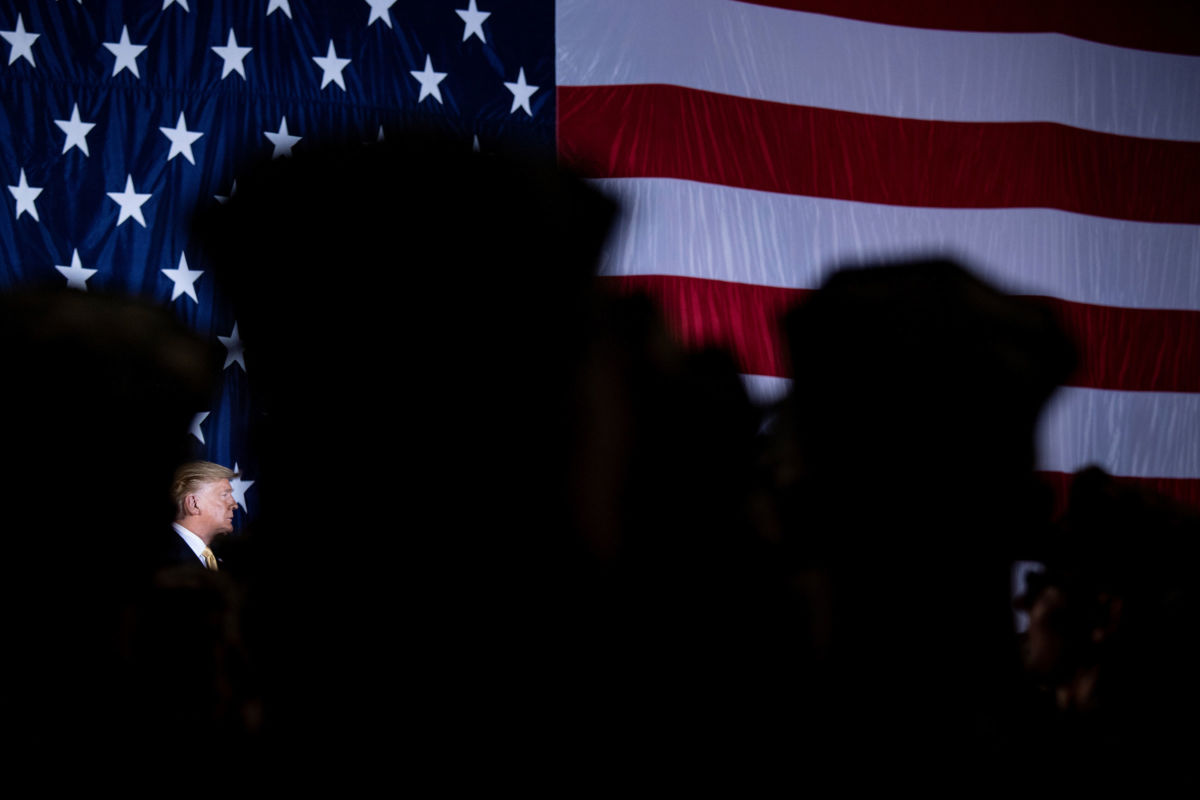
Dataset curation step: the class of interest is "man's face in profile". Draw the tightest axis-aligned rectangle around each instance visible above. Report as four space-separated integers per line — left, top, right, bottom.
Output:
193 478 237 537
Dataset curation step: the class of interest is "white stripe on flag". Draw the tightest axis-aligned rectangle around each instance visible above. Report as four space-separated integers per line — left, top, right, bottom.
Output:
741 374 792 407
558 0 1200 141
594 178 1200 311
1037 386 1200 479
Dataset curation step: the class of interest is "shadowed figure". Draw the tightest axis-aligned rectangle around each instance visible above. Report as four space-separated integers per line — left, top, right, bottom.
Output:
770 259 1077 786
192 134 794 782
193 133 623 773
0 289 223 773
1017 466 1200 792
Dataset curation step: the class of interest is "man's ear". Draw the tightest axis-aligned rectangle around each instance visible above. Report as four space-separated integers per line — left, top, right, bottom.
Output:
184 493 199 516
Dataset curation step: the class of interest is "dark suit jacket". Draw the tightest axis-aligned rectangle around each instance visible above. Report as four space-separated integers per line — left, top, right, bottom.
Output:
154 527 207 571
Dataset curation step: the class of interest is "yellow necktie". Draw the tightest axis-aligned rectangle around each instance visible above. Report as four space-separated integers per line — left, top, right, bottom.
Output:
201 547 218 571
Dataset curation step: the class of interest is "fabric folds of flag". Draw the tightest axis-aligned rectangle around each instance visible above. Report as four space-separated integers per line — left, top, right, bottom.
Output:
556 0 1200 507
0 0 555 525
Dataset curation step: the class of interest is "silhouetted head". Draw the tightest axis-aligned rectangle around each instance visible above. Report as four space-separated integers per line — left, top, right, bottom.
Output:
0 289 217 563
781 258 1075 535
191 131 617 540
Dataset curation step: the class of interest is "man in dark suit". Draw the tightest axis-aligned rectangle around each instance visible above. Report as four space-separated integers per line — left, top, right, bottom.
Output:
163 460 238 570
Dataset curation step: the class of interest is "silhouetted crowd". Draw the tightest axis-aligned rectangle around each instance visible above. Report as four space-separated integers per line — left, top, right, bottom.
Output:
1 134 1195 791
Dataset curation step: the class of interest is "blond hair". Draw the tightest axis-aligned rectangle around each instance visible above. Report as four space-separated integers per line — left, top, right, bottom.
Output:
171 460 237 519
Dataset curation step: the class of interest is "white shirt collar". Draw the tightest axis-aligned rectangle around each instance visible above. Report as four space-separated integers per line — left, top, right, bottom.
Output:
171 522 209 562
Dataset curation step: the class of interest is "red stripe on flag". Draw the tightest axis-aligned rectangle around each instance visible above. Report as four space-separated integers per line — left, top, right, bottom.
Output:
735 0 1200 56
1035 297 1200 394
559 84 1200 224
599 274 1200 393
600 275 806 379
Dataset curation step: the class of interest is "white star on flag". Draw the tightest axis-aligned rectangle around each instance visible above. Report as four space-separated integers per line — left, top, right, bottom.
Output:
103 25 147 78
215 180 237 204
504 67 538 116
312 40 351 90
365 0 397 28
212 28 251 79
456 1 490 43
55 103 96 156
1 14 39 66
8 168 43 222
230 463 255 513
162 0 190 11
106 174 152 227
265 117 301 158
219 323 246 371
55 249 98 291
160 111 204 164
190 411 210 444
410 55 447 104
267 0 292 18
162 252 204 302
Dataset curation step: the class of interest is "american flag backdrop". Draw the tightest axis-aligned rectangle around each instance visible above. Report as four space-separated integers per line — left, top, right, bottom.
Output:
2 0 1199 517
558 0 1200 509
